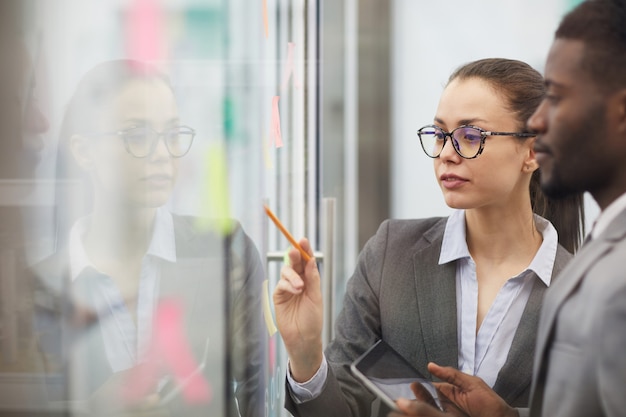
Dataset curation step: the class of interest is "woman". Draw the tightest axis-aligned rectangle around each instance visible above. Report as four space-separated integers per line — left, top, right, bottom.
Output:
32 60 264 416
273 58 585 417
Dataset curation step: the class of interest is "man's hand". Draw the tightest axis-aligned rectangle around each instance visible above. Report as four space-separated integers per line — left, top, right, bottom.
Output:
389 363 519 417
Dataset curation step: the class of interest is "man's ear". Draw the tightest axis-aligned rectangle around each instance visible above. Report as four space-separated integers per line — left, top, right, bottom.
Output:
69 134 94 171
523 137 539 173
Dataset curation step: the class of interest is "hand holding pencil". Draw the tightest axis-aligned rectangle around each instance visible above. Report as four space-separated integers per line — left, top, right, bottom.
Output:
264 204 312 263
268 204 324 382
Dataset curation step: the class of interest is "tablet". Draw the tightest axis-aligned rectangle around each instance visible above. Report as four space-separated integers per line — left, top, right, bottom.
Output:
350 340 442 411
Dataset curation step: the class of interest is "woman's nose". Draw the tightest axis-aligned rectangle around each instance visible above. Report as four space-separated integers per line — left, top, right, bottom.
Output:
23 100 49 135
439 136 461 161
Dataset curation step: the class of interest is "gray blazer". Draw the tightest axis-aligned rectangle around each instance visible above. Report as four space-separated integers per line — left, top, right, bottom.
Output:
286 217 573 417
528 208 626 417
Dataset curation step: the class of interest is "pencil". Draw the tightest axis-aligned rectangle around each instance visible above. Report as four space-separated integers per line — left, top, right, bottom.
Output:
264 204 312 263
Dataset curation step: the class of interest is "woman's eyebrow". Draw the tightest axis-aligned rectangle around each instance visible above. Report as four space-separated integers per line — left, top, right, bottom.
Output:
434 117 489 127
121 117 181 126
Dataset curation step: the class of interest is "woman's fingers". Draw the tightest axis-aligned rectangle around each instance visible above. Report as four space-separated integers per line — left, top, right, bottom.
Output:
280 265 304 289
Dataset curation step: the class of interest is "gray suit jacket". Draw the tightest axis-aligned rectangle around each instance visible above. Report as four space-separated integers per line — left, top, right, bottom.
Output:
286 217 573 417
528 208 626 417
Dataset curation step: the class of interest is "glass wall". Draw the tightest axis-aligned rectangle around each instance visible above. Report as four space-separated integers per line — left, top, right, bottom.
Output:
0 0 317 416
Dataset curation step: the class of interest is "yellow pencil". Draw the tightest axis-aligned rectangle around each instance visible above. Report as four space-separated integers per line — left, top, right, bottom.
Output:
264 205 312 263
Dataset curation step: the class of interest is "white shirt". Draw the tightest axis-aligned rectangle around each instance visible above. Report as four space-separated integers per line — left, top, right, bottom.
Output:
440 210 555 387
590 192 626 240
68 207 177 372
288 209 557 401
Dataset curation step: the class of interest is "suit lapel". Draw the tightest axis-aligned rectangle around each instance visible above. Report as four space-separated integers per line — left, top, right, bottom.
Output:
534 235 615 371
492 276 544 404
413 224 459 371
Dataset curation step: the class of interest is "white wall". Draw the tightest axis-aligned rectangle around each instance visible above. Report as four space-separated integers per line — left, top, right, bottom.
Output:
391 0 599 229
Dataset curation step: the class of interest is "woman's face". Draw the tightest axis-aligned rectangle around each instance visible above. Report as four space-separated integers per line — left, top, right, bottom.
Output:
433 77 537 211
82 78 181 209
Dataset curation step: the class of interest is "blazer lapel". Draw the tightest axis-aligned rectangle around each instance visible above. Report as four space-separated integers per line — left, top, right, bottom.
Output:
492 276 544 404
413 223 459 372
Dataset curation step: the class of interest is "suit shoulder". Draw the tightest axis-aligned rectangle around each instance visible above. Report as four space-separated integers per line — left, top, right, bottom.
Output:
375 217 447 242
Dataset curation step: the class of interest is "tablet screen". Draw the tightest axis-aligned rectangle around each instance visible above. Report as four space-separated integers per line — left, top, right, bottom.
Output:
351 340 441 410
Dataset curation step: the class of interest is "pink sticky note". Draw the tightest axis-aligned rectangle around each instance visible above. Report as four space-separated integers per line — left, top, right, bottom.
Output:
281 42 302 90
271 96 283 148
263 0 269 38
126 0 165 68
125 299 211 404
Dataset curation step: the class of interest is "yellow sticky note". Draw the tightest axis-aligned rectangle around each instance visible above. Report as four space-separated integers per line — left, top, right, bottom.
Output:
195 143 233 235
262 279 278 337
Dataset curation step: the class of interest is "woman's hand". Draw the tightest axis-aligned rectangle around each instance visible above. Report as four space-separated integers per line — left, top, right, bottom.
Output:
273 238 324 382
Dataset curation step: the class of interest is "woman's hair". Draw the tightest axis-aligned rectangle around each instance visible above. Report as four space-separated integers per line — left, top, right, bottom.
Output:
54 60 172 247
447 58 585 253
58 59 172 154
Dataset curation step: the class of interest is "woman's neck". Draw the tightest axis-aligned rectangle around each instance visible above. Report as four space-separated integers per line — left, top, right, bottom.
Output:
83 203 158 264
464 205 543 263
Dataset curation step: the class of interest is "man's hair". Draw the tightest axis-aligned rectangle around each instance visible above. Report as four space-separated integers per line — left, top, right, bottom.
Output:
556 0 626 92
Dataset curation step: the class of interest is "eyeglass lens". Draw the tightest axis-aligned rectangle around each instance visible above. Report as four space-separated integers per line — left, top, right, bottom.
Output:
418 126 482 158
123 127 194 157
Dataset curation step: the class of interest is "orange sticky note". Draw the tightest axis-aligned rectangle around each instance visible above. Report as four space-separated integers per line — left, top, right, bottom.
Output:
270 96 283 148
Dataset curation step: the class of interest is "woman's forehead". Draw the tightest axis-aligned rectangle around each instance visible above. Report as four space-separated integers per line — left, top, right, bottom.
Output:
435 78 514 128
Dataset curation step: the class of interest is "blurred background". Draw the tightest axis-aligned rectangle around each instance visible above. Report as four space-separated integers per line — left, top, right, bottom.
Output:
0 0 594 416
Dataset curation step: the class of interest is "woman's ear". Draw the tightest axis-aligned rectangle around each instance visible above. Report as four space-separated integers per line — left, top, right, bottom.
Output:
523 137 539 173
69 134 94 171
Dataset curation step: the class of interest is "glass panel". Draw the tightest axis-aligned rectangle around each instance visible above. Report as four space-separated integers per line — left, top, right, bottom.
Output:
0 1 317 417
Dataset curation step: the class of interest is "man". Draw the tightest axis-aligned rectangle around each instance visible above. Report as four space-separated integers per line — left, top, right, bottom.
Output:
392 0 626 416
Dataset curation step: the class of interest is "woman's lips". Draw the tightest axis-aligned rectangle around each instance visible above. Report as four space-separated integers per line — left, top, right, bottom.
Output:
440 174 468 189
141 174 173 187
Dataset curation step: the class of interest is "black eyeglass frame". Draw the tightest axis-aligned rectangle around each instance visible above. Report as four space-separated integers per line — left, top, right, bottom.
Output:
417 124 536 159
85 125 196 159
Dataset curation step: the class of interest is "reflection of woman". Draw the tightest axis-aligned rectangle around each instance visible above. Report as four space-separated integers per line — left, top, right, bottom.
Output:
274 59 585 417
33 60 264 416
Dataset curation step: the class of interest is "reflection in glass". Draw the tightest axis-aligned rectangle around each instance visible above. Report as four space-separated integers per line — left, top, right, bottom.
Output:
30 60 264 416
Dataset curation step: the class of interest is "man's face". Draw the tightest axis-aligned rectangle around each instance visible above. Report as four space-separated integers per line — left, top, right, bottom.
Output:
528 39 621 209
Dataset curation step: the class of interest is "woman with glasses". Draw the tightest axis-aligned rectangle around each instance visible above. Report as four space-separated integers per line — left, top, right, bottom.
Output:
31 60 264 416
274 58 585 417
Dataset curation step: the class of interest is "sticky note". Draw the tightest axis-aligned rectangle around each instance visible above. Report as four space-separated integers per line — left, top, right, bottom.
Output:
126 0 164 68
195 143 234 235
263 0 269 38
270 96 283 148
281 42 301 90
125 299 211 404
262 280 278 337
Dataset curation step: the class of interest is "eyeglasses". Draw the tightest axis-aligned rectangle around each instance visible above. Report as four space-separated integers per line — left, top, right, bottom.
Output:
91 125 195 158
417 124 536 159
